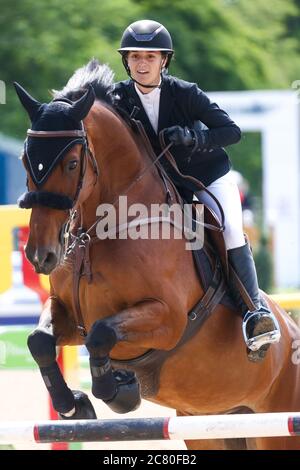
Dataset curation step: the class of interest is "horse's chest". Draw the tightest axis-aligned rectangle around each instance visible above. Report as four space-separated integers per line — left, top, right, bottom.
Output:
52 265 118 319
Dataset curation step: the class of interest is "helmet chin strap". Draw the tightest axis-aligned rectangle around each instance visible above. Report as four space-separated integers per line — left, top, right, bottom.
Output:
131 76 162 89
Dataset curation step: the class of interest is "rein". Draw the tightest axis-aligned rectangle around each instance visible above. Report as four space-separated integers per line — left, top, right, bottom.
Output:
23 119 225 338
66 139 179 337
66 140 175 248
65 122 225 255
158 130 225 231
65 127 224 337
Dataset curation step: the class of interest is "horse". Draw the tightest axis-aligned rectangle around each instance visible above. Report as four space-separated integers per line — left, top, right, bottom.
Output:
14 60 300 450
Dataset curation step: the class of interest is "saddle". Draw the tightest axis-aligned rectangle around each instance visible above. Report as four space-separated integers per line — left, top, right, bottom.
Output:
196 203 229 284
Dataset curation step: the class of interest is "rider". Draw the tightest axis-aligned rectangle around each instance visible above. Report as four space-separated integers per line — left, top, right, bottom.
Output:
113 19 281 359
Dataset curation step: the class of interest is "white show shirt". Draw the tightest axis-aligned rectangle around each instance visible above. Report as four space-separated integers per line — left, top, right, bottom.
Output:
134 83 161 134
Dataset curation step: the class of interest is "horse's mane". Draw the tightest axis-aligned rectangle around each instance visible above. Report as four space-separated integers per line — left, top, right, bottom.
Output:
52 58 116 106
53 58 134 128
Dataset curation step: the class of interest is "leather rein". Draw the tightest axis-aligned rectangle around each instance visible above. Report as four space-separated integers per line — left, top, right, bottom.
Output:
26 122 225 337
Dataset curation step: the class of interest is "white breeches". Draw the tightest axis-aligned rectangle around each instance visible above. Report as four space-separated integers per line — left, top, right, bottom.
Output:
196 172 245 250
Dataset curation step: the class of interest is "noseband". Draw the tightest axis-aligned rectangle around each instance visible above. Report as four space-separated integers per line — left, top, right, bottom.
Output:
18 128 99 211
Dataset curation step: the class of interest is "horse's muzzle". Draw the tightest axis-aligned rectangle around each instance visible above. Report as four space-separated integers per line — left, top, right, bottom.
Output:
25 245 59 274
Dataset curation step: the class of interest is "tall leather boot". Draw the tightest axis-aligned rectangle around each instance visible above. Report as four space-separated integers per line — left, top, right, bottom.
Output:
227 242 281 362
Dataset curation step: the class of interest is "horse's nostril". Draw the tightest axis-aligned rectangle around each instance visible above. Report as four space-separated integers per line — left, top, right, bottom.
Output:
44 251 57 266
33 248 58 272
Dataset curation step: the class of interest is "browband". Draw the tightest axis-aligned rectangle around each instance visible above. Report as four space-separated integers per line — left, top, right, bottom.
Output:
27 129 86 138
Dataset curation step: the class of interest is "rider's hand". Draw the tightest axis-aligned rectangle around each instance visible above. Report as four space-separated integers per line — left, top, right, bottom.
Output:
164 125 196 147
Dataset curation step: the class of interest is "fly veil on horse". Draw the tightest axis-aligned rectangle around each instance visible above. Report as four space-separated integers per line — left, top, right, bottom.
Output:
15 60 300 450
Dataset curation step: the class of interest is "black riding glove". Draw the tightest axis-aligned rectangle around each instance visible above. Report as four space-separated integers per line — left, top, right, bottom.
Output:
164 125 196 147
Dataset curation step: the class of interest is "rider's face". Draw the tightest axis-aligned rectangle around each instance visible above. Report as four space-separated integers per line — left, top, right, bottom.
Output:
127 51 166 93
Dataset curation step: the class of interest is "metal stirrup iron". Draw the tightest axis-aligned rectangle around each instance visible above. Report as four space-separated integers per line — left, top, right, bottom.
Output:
242 310 281 351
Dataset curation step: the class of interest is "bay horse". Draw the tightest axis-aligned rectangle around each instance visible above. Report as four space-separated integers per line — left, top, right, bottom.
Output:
14 60 300 450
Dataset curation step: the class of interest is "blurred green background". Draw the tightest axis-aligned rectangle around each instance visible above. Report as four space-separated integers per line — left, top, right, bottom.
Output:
1 0 299 140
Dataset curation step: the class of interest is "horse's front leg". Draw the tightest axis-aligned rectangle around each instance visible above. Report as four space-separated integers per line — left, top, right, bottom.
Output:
27 297 96 419
85 299 184 413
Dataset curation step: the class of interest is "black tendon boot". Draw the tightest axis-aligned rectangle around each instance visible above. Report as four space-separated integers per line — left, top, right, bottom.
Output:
227 243 281 362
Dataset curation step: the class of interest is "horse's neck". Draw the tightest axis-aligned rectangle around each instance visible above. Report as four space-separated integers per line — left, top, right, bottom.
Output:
80 103 156 228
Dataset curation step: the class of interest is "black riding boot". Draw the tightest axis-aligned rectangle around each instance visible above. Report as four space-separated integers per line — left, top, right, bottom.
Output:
227 242 281 362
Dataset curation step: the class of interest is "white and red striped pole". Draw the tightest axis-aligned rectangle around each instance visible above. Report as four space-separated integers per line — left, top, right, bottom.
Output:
0 413 300 444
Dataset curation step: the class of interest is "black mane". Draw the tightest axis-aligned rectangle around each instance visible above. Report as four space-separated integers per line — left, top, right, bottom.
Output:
53 58 116 106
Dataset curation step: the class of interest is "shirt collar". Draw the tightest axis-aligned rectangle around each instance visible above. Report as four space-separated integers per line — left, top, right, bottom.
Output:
134 78 162 100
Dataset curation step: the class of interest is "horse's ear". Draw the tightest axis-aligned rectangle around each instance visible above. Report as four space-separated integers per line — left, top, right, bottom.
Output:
13 82 41 121
68 85 95 122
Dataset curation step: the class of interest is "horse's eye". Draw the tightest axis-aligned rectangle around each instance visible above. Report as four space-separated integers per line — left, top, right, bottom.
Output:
68 160 78 170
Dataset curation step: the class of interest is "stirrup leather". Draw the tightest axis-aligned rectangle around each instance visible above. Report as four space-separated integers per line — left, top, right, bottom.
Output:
242 309 281 352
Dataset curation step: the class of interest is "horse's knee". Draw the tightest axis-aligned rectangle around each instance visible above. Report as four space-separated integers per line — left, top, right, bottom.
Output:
27 329 56 367
85 320 117 357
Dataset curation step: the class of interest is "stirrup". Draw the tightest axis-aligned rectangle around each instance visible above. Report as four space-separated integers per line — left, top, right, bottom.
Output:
242 309 281 352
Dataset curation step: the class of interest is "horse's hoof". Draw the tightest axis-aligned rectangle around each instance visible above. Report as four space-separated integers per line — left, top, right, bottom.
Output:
104 369 141 414
59 390 97 420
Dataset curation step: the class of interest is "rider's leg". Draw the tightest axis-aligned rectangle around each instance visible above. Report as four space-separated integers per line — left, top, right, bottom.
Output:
196 172 281 358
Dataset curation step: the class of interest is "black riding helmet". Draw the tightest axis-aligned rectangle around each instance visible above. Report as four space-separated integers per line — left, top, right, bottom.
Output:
118 20 174 86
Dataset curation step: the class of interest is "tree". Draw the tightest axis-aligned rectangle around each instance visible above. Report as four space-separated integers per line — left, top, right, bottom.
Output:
136 0 300 90
0 0 142 137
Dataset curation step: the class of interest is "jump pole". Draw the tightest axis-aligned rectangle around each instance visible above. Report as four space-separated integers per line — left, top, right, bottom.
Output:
1 413 300 444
